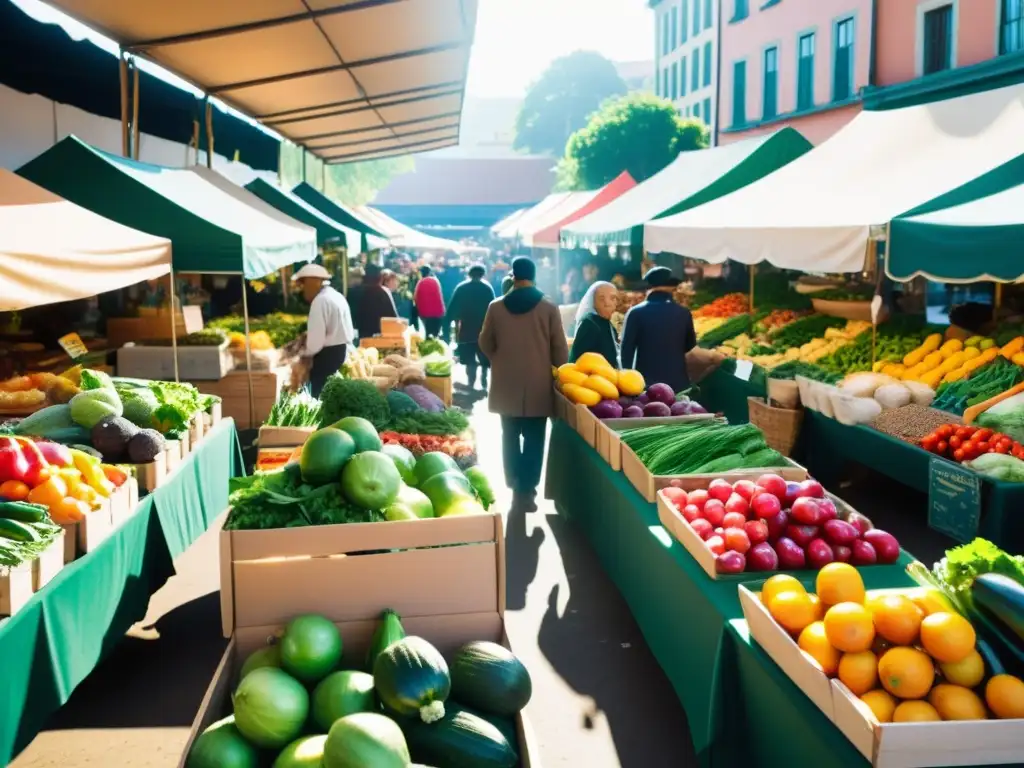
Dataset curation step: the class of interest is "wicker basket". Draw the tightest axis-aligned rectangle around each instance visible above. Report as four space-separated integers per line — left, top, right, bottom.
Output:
748 397 803 457
767 378 800 409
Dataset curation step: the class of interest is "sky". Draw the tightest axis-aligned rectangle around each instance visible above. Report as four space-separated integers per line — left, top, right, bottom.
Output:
465 0 654 98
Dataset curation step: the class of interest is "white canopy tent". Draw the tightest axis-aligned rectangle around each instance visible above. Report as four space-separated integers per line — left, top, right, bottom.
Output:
644 83 1024 273
494 192 573 240
358 205 464 253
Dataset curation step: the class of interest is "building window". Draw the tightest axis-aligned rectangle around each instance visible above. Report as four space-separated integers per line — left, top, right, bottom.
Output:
671 5 678 50
703 42 713 86
704 0 713 29
732 0 749 22
922 4 953 74
663 68 670 97
763 46 778 119
681 0 689 43
693 0 702 35
692 49 701 91
663 13 670 54
703 97 712 125
693 102 701 122
833 16 854 101
1003 0 1024 53
671 61 679 99
797 32 815 110
732 60 747 125
680 57 688 96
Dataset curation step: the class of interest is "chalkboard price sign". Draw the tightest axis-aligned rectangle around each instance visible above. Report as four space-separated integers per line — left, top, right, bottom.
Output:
928 457 981 543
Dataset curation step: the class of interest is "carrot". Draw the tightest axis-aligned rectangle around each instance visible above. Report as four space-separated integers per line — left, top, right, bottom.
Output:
963 381 1024 424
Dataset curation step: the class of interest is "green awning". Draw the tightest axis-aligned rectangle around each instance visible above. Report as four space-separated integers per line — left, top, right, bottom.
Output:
887 157 1024 283
562 128 812 248
17 136 316 279
245 178 358 249
291 182 387 253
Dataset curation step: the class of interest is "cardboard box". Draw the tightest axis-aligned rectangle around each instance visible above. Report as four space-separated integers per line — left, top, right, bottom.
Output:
219 512 506 637
190 370 286 430
595 413 716 471
190 412 205 446
32 531 65 591
132 450 168 494
257 425 316 448
71 500 115 554
380 317 410 337
117 341 235 381
553 389 578 430
621 442 808 503
1 531 66 616
424 375 453 407
109 478 139 528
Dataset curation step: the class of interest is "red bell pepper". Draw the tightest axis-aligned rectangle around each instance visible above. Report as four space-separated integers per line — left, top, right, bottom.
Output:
0 437 30 485
34 440 73 468
12 437 50 486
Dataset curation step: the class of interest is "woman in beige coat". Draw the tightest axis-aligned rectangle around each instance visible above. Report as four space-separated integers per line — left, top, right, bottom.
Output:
479 257 569 511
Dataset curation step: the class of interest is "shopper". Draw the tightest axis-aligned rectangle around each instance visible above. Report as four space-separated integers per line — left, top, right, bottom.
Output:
570 280 619 366
414 265 446 337
354 263 398 339
479 257 569 512
293 264 354 397
446 263 496 389
619 266 696 393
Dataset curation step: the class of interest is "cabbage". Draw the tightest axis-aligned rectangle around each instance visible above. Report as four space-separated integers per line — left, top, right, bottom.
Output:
233 668 309 749
69 388 123 428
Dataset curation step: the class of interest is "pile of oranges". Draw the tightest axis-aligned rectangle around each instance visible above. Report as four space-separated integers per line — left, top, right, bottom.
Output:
761 564 1024 722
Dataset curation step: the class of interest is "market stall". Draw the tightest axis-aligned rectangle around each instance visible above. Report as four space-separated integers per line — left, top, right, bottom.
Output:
493 191 577 241
356 204 466 253
244 177 360 251
291 182 389 254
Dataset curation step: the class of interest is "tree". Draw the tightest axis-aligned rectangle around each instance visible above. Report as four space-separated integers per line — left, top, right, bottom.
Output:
513 50 628 156
279 142 412 204
557 92 708 191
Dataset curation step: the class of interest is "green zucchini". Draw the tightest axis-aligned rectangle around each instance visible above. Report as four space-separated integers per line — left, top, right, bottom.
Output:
0 501 48 523
970 602 1024 677
0 518 41 543
373 636 451 723
366 609 406 673
973 573 1024 643
402 704 517 768
973 634 1006 678
449 641 532 716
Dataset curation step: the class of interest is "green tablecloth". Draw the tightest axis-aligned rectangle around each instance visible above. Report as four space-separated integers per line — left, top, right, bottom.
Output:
0 418 243 763
544 421 912 768
696 365 766 425
798 410 1024 552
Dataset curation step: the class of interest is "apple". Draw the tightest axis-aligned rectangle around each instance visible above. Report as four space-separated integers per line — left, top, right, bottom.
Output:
688 489 710 511
797 479 825 499
732 480 757 501
724 527 752 554
774 537 806 569
690 518 714 540
785 524 819 549
850 539 877 565
822 519 859 546
724 493 750 518
816 498 838 522
744 519 769 545
790 497 822 525
722 511 748 529
783 481 802 508
862 529 900 564
716 550 746 574
706 535 726 556
747 541 779 572
662 487 689 508
681 504 703 523
806 538 835 569
833 545 852 563
765 508 790 542
703 499 726 527
751 492 782 519
756 473 788 501
707 479 734 503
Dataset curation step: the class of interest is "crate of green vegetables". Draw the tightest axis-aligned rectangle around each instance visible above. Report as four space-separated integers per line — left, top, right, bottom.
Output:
258 390 322 448
618 420 807 502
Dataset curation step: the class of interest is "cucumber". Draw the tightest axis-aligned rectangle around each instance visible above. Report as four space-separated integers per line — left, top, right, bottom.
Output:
449 641 532 717
0 518 41 543
366 609 406 673
973 573 1024 643
0 501 48 523
373 637 451 724
402 704 517 768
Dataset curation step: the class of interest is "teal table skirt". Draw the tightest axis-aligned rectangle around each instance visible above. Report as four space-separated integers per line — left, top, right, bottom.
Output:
0 418 243 763
695 364 767 425
544 421 912 768
798 410 1024 552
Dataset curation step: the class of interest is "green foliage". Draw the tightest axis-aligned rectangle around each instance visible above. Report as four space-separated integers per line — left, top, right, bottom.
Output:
279 143 413 205
513 50 628 156
557 93 709 191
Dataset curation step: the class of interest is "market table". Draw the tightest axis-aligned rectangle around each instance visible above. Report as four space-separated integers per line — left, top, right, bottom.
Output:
0 419 243 764
696 364 766 425
544 420 916 768
797 409 1024 552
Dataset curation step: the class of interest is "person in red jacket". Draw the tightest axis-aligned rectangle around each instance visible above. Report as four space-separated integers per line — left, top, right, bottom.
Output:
414 265 446 338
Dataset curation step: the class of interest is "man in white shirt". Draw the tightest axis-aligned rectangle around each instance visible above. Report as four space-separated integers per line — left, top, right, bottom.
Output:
293 264 354 397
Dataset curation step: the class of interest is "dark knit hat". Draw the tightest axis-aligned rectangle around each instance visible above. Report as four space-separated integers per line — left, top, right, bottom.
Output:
511 256 536 281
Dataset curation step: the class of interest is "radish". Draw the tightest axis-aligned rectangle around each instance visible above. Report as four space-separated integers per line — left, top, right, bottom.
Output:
706 535 726 556
732 480 757 501
774 537 806 569
703 499 726 526
764 508 789 541
797 479 825 499
747 542 779 572
707 479 733 503
744 519 769 545
690 518 714 540
724 527 751 554
822 519 858 546
862 530 900 564
715 550 746 574
806 539 835 569
850 539 877 565
785 524 819 548
783 482 802 508
790 497 821 525
751 492 782 519
681 504 703 523
688 489 709 511
756 473 788 501
846 512 874 536
722 511 747 529
833 545 852 563
724 493 750 517
816 498 838 522
662 487 688 508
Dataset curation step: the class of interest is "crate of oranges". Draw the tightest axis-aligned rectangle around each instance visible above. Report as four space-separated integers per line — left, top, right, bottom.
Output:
739 563 1024 767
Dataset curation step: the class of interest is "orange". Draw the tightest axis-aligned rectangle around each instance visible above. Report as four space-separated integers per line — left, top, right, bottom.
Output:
985 674 1024 719
816 563 866 606
0 480 30 501
838 651 879 696
920 612 976 664
893 701 941 722
762 575 805 609
929 684 987 720
798 621 841 676
869 594 923 646
938 649 985 688
26 475 68 508
878 647 935 700
48 497 88 525
823 602 876 653
859 690 896 723
907 587 953 617
769 591 818 636
807 594 825 621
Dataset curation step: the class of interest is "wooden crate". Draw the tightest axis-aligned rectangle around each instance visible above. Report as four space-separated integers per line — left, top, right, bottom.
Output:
424 375 453 407
596 414 716 471
1 532 65 616
188 368 289 430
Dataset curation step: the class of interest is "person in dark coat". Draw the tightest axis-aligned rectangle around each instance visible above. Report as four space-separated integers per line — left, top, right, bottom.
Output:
620 267 696 393
354 263 398 339
570 280 619 367
446 263 496 389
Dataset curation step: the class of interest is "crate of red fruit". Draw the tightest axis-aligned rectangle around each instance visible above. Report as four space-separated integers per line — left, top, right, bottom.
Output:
656 473 903 579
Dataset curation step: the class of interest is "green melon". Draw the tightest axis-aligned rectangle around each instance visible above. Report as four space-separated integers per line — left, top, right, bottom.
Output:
382 444 417 485
385 484 434 521
312 671 376 732
419 471 476 517
186 716 259 768
299 428 356 485
239 644 281 682
322 713 410 768
280 615 343 684
341 451 402 509
413 452 459 486
272 735 327 768
332 416 383 453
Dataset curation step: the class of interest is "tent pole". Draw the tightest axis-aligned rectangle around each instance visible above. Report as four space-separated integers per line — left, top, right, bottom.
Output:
205 101 214 169
555 243 561 304
749 264 757 313
241 279 257 429
131 64 141 160
169 268 180 382
118 57 129 157
995 283 1004 315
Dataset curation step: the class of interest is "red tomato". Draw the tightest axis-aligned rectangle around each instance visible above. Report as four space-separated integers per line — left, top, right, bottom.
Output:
953 448 966 462
995 443 1010 454
921 435 938 451
949 435 962 449
936 440 949 454
955 427 972 439
976 428 993 441
937 425 955 439
975 441 990 454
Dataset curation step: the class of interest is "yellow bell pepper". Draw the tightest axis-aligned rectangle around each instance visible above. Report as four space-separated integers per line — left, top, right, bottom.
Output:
70 448 112 498
1000 336 1024 358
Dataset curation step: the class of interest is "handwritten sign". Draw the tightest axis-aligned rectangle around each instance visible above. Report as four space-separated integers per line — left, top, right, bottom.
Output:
58 332 88 359
733 359 754 382
928 457 981 543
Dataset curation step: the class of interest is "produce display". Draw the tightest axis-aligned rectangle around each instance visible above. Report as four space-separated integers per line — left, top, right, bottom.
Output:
869 404 962 443
379 432 476 470
715 318 866 370
208 312 307 347
620 420 787 475
225 417 493 530
146 329 229 347
661 474 898 575
933 358 1024 416
341 348 427 390
554 353 681 416
265 389 322 428
919 424 1024 465
818 316 936 377
693 293 749 321
765 361 841 384
0 368 81 414
0 494 63 568
186 611 532 768
760 563 1024 722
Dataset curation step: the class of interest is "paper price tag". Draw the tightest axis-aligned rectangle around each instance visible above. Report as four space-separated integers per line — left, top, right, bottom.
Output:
58 332 89 359
870 295 884 325
734 359 754 382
